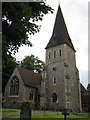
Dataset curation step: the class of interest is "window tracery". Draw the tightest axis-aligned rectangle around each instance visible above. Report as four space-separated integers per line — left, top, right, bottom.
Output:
10 76 19 96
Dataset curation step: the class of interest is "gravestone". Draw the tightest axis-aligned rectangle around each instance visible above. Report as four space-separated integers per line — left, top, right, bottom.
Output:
20 103 31 120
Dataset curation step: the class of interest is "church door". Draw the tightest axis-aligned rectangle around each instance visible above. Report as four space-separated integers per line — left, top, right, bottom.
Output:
52 92 57 102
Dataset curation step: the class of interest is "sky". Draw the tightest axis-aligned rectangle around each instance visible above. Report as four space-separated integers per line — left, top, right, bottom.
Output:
14 0 88 88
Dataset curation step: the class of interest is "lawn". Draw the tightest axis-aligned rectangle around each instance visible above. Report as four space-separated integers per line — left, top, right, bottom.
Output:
2 108 21 114
1 108 90 120
32 112 89 119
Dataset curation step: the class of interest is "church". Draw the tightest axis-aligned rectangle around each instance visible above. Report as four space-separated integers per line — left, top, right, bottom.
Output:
4 5 82 112
4 66 41 109
40 5 82 112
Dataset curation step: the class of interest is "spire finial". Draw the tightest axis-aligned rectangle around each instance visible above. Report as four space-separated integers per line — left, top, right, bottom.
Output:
58 0 60 6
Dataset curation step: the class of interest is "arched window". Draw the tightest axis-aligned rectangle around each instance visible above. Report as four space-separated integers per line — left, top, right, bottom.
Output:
53 77 56 85
29 92 33 100
60 49 61 56
52 92 57 102
10 76 19 95
48 52 50 59
54 51 56 58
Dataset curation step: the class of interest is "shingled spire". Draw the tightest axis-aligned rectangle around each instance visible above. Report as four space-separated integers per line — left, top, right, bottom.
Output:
45 5 75 51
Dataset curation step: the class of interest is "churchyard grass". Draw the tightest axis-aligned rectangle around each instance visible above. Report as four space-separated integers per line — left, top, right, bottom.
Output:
32 112 89 119
2 108 21 114
2 108 90 119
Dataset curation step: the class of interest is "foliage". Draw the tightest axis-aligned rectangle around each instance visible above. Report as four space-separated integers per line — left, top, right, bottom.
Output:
2 2 53 94
21 99 34 109
2 2 53 54
20 55 44 73
2 53 16 95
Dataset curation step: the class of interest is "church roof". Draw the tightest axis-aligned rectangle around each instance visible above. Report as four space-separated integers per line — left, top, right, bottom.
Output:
17 67 41 88
45 5 75 51
80 83 87 94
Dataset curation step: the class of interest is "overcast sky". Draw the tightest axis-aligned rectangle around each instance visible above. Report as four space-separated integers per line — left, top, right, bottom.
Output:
14 0 88 88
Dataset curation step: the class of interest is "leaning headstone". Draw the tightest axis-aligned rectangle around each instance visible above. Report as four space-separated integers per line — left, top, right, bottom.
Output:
20 102 31 120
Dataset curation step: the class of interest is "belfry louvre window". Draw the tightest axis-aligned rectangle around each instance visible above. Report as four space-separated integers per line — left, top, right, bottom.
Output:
48 52 50 59
54 51 56 58
60 49 61 56
10 76 19 95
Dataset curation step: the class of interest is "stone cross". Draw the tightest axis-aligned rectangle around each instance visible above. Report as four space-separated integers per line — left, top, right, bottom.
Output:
62 109 69 120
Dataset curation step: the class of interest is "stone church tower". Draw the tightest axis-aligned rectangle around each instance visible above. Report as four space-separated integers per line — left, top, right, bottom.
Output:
41 5 82 112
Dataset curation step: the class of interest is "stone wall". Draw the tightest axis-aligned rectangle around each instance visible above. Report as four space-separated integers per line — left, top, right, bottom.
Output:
4 68 24 108
3 68 36 108
43 43 82 112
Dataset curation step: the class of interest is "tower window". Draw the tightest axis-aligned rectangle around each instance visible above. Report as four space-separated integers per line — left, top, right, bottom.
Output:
53 66 56 70
65 74 69 79
54 51 56 58
53 77 56 85
48 52 50 59
60 49 61 56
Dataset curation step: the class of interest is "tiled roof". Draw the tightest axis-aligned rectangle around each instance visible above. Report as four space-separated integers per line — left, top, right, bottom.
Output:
17 66 41 88
45 5 75 51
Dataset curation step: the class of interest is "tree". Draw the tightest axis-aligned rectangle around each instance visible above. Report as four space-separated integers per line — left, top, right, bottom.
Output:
2 2 53 68
2 2 53 94
20 55 44 73
2 55 16 95
2 2 53 55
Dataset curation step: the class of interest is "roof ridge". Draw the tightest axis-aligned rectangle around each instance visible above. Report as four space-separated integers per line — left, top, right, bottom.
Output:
17 66 34 73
